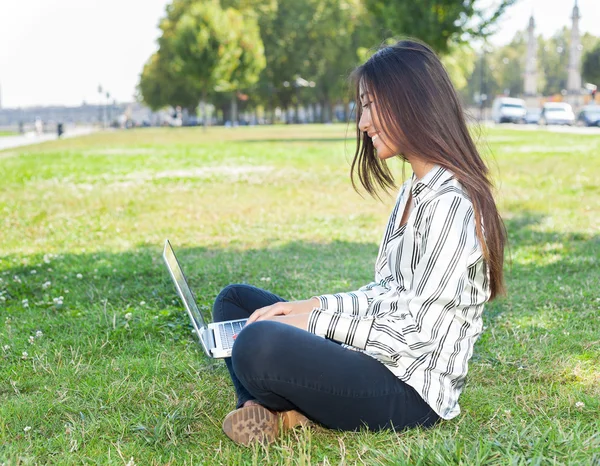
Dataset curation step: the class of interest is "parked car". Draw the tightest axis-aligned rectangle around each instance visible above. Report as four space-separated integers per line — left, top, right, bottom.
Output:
538 102 575 126
577 105 600 127
491 97 527 124
524 108 541 124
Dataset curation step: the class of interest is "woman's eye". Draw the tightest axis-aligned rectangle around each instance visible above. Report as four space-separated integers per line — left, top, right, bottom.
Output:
362 102 372 109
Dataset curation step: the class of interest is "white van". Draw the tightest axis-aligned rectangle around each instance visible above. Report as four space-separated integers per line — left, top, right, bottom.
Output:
491 97 527 124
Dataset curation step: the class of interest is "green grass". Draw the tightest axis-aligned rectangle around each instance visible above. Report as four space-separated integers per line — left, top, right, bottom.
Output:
1 125 599 465
0 131 17 137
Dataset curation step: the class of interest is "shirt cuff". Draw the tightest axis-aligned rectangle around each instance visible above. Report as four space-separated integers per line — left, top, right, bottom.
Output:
307 308 373 349
312 292 370 314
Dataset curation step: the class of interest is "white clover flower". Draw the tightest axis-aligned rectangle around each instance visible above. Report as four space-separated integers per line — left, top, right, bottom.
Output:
47 268 53 272
24 426 32 432
575 401 585 408
42 281 51 289
13 276 22 283
22 299 29 308
124 312 132 320
43 254 52 264
0 277 3 282
0 296 5 302
21 351 28 359
28 336 35 344
260 277 271 282
53 296 64 306
30 270 37 275
139 301 146 306
2 345 10 351
76 273 83 279
36 330 43 338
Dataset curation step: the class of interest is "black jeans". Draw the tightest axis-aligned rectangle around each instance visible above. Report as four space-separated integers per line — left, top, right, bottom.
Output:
212 284 440 431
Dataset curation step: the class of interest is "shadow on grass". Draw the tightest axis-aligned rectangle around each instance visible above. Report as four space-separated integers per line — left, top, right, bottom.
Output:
0 240 378 347
1 215 597 354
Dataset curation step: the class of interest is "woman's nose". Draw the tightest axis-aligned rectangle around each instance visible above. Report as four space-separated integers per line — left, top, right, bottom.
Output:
358 111 370 133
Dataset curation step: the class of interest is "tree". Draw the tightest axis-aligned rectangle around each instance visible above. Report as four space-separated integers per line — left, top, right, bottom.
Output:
441 43 477 93
538 29 599 95
213 7 266 123
223 0 374 123
362 0 517 55
138 48 201 113
582 42 600 86
139 0 265 125
489 32 527 97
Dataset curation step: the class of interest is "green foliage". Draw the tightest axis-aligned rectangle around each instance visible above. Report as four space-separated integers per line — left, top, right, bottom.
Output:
138 0 266 111
440 43 477 92
538 29 598 95
362 0 517 55
582 41 600 86
138 49 201 112
0 125 599 464
490 32 527 97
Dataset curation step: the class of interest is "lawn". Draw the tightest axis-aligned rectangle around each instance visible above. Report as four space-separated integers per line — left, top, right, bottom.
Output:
0 131 17 137
0 124 598 465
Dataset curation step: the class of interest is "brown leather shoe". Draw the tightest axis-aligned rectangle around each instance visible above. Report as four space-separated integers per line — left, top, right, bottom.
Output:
279 410 311 430
222 405 279 446
222 405 311 446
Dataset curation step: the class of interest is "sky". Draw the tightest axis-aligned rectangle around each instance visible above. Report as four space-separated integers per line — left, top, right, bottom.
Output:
0 0 598 108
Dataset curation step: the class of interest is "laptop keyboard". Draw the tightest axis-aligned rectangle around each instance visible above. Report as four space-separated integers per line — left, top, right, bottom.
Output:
219 320 246 350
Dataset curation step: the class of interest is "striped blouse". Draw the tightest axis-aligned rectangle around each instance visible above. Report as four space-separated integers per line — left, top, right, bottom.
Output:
307 165 490 420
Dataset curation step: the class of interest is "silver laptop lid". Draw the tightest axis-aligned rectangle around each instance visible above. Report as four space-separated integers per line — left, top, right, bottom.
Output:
163 240 211 353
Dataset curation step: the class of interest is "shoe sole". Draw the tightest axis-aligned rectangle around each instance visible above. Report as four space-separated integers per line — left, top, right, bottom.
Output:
222 405 279 446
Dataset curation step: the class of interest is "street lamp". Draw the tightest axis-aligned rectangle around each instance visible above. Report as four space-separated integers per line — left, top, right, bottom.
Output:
105 92 110 127
98 85 103 126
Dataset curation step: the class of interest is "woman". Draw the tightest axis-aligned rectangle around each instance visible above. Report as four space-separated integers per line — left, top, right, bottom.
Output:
212 39 506 446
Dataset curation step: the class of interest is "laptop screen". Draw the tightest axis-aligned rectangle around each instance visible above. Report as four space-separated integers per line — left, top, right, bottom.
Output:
163 240 206 330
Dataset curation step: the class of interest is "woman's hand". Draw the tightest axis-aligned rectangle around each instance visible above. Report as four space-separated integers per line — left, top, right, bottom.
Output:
246 298 320 325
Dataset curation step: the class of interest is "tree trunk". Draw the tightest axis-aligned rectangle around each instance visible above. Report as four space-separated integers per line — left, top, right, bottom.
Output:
231 92 238 126
320 100 328 123
202 90 207 131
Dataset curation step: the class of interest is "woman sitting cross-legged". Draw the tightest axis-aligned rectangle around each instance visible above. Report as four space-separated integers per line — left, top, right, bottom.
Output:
212 38 506 446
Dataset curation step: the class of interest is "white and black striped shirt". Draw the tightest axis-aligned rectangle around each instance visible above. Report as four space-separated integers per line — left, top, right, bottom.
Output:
307 165 490 419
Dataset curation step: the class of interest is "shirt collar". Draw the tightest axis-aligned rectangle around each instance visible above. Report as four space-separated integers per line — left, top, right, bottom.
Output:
411 164 453 198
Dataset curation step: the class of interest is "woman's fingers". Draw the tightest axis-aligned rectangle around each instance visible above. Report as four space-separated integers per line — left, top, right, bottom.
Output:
247 303 290 324
247 304 271 324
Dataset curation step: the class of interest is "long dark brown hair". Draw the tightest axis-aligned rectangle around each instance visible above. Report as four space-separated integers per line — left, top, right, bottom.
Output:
351 39 506 300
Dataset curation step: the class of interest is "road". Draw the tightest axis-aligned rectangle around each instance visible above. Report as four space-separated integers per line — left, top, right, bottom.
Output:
487 122 600 135
0 126 97 151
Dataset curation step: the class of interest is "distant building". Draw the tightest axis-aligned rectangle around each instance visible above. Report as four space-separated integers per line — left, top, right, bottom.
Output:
0 101 156 130
524 0 585 108
524 16 538 97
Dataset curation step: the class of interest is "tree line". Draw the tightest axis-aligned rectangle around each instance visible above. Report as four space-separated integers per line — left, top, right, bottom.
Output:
138 0 600 123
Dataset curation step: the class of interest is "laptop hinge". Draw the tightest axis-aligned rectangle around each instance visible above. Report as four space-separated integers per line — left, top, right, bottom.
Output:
204 328 216 353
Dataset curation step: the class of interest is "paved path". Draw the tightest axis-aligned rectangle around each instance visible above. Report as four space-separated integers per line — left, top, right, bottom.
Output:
0 126 97 151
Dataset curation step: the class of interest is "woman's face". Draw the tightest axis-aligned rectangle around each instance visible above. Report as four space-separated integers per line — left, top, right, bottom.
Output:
358 85 399 160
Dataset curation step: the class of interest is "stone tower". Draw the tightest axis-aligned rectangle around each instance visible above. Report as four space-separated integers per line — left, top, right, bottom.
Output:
567 0 582 94
524 15 538 96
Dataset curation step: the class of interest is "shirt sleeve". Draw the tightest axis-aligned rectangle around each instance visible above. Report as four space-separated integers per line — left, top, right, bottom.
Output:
312 280 391 316
307 195 480 357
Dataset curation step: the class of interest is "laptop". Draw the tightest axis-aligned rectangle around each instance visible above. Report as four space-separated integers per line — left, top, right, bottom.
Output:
162 240 247 358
